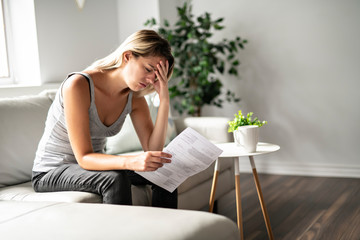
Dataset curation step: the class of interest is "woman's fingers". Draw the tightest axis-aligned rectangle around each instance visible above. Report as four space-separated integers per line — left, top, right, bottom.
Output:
156 61 168 82
146 162 163 169
147 152 171 170
150 151 172 159
147 151 172 164
152 61 170 98
134 151 172 171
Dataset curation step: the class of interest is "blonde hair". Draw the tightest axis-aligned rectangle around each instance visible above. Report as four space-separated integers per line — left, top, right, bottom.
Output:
86 29 174 97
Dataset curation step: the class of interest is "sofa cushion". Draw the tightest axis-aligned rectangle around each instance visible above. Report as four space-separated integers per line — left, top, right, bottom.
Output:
38 89 58 101
0 181 153 206
0 181 102 203
175 117 233 143
0 95 53 187
0 201 240 240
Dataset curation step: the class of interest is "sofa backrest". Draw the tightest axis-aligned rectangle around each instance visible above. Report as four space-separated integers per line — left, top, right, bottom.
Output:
0 91 55 187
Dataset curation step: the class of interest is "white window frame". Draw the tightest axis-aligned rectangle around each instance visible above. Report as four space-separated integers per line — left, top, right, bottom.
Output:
0 0 41 87
0 0 12 85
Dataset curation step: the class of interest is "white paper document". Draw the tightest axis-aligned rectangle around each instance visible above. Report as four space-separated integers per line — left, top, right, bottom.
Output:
136 127 223 192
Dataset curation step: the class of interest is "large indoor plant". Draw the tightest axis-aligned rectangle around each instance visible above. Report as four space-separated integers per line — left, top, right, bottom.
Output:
145 2 247 116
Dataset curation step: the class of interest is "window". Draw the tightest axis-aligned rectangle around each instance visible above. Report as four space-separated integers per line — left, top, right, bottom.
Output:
0 0 9 78
0 0 41 86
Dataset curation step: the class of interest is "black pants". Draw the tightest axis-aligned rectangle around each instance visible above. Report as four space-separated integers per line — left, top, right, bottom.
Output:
32 164 177 209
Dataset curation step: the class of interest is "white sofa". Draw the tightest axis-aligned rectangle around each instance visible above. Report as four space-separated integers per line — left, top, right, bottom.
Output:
0 90 238 239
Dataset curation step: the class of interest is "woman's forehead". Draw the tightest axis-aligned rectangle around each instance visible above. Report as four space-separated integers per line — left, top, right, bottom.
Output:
141 55 165 65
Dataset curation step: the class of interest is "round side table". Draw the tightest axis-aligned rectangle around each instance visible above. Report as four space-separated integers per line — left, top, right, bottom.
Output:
209 142 280 240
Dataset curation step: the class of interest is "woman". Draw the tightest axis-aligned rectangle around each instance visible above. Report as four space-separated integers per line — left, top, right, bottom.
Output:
32 29 177 208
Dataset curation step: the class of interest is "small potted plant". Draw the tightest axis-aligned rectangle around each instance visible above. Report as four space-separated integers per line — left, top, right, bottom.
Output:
228 110 267 152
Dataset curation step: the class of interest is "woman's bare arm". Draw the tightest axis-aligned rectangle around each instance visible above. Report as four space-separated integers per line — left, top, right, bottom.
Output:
131 60 170 151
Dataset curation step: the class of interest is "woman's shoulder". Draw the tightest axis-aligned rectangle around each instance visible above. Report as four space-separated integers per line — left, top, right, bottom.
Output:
64 74 89 89
131 94 148 112
62 73 91 100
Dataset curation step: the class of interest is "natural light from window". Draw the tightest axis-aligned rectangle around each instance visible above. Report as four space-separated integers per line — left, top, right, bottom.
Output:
0 0 9 78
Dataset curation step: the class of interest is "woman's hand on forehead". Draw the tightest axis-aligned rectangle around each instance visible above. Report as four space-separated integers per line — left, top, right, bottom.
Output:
152 60 170 99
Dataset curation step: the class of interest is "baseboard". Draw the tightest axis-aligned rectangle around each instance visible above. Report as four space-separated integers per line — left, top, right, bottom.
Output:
237 158 360 178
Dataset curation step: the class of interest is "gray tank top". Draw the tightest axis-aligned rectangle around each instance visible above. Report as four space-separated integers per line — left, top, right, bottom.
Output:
32 72 133 173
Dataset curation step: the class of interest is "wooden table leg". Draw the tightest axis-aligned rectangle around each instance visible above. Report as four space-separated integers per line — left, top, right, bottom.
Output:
249 156 274 240
209 159 220 212
235 157 244 240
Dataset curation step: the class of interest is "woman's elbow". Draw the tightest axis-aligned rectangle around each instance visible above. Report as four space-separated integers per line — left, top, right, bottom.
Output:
75 154 91 170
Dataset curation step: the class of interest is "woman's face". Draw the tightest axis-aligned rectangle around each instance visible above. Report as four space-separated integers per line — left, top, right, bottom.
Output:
122 53 166 91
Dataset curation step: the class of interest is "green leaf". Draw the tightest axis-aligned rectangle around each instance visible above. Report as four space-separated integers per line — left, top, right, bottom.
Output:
200 60 208 67
216 61 224 73
228 67 238 75
215 18 224 23
213 24 224 30
227 54 235 61
151 18 156 25
192 66 202 73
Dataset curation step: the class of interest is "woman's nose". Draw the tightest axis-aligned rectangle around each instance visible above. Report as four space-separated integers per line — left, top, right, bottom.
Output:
146 73 156 82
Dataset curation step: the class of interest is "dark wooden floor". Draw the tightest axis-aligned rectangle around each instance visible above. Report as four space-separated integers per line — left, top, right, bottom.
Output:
215 173 360 240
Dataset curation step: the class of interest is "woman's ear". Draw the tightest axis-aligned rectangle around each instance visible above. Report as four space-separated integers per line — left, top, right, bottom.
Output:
123 51 132 63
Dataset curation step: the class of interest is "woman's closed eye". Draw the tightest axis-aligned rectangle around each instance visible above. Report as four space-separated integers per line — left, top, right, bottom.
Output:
145 67 152 72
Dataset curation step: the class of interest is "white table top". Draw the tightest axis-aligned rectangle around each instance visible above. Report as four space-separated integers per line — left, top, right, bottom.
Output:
215 142 280 157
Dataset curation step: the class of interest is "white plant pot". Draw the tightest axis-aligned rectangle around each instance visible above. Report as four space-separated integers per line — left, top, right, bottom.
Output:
233 125 259 153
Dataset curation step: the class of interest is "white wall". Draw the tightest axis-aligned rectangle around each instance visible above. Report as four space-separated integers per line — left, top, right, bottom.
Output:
117 0 159 42
116 0 182 42
158 0 183 26
190 0 360 177
34 0 119 83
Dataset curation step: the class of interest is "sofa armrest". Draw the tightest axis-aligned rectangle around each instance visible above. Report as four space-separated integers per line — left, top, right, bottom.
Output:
0 201 240 240
173 117 233 143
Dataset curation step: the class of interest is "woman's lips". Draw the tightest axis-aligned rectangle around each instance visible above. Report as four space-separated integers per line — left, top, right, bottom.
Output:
139 82 147 88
